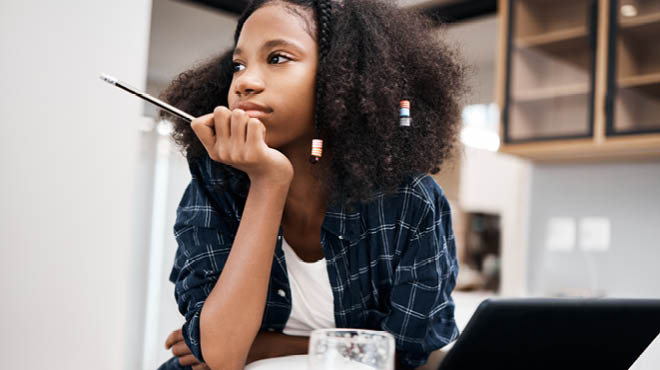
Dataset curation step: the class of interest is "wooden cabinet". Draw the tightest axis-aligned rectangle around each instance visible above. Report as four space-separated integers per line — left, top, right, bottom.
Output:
497 0 660 161
608 0 660 135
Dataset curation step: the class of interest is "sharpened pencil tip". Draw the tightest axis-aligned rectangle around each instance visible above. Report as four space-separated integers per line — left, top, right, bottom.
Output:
99 73 117 85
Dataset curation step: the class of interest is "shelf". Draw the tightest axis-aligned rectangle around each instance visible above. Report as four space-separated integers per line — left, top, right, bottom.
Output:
619 11 660 28
615 23 660 78
500 134 660 162
511 44 592 92
507 93 591 141
515 26 588 48
618 13 660 39
513 83 589 102
513 0 590 39
618 72 660 88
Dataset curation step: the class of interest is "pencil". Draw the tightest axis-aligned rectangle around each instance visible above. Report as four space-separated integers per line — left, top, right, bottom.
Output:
99 73 195 123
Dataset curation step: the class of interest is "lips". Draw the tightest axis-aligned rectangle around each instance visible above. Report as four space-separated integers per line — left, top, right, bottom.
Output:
233 101 273 117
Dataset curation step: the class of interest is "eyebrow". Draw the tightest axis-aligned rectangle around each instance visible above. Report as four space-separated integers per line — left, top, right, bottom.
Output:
233 39 303 56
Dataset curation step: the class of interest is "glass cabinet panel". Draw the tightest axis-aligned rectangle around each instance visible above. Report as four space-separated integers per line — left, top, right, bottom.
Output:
504 0 598 142
608 0 660 135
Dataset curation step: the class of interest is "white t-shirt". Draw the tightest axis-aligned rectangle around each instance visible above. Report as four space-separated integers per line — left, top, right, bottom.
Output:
281 236 336 336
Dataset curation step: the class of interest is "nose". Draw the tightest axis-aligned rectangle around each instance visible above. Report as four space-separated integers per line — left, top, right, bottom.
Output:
233 69 265 97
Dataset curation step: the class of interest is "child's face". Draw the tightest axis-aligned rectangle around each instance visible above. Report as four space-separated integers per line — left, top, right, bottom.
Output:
228 3 319 150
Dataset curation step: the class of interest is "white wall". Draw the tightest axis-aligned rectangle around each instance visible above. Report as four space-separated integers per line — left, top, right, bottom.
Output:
142 1 239 368
0 1 152 369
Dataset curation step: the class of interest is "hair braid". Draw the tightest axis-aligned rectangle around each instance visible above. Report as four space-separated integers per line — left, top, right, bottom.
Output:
310 0 332 164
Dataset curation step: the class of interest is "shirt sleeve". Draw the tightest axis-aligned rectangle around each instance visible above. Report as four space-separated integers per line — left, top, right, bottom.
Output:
168 160 236 363
379 184 460 369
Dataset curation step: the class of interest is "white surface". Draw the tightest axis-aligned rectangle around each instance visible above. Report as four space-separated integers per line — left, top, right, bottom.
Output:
630 333 660 370
281 237 336 336
244 354 387 370
458 145 532 296
578 217 611 251
245 354 309 370
545 217 577 252
0 0 152 369
451 291 497 332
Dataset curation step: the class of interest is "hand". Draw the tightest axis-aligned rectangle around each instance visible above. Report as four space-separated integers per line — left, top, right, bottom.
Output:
165 328 210 370
191 107 294 185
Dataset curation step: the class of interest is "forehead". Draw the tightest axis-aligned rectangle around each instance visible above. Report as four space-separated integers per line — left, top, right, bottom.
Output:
237 3 316 48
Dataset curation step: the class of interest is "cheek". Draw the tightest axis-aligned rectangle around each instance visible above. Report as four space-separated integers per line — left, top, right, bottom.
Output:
226 82 236 106
271 69 315 117
288 73 316 112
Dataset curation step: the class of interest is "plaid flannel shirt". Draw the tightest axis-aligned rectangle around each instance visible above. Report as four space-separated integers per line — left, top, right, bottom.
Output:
166 154 460 369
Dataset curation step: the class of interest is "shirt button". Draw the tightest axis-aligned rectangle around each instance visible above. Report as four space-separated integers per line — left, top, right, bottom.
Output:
278 289 286 297
278 235 282 240
338 235 344 240
267 328 275 332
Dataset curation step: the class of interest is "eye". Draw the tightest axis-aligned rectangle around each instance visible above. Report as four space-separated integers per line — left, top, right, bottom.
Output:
268 53 291 64
232 61 245 73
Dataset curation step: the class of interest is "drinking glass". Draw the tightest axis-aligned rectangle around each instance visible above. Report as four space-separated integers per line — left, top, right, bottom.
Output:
308 328 396 370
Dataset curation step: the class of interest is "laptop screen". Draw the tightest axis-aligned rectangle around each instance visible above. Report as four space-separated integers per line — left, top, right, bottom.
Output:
437 298 660 370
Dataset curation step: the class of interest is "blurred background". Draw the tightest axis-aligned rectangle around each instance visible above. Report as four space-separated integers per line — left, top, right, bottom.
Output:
1 0 659 369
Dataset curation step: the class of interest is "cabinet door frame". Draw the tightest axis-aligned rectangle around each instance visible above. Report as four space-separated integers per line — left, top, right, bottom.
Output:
501 0 600 144
605 0 660 137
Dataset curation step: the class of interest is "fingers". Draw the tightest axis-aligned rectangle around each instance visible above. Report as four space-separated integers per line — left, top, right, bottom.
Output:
193 106 268 170
178 354 201 367
164 329 183 350
190 113 216 155
171 340 192 357
165 329 203 367
212 106 232 140
192 364 210 370
246 118 266 150
230 109 249 146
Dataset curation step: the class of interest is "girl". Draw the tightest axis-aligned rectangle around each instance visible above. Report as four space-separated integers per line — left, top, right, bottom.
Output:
158 0 466 369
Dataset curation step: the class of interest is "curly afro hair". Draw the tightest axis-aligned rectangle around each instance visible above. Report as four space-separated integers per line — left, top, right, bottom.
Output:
158 0 467 209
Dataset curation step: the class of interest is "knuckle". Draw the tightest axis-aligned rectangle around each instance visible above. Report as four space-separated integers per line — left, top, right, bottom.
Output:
218 147 229 160
232 109 246 121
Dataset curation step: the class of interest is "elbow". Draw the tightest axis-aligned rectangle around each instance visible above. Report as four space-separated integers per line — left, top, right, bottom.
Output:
199 307 251 370
201 342 245 370
201 332 247 370
205 359 244 370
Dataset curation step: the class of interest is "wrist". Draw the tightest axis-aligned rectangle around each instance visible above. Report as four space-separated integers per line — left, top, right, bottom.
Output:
249 174 292 192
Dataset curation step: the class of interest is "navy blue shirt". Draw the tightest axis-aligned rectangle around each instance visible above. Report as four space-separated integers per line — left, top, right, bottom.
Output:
168 154 460 368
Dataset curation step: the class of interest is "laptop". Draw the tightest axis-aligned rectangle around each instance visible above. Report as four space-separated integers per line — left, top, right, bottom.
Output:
437 298 660 370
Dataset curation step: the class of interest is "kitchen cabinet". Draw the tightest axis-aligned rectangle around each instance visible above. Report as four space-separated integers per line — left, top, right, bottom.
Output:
496 0 660 160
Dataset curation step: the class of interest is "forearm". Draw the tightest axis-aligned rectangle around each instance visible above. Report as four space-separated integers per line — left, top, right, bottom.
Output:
245 331 310 364
245 333 410 369
243 332 410 369
199 179 291 370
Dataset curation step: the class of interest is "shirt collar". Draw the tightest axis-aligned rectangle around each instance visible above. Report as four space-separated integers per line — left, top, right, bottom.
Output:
322 195 363 243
